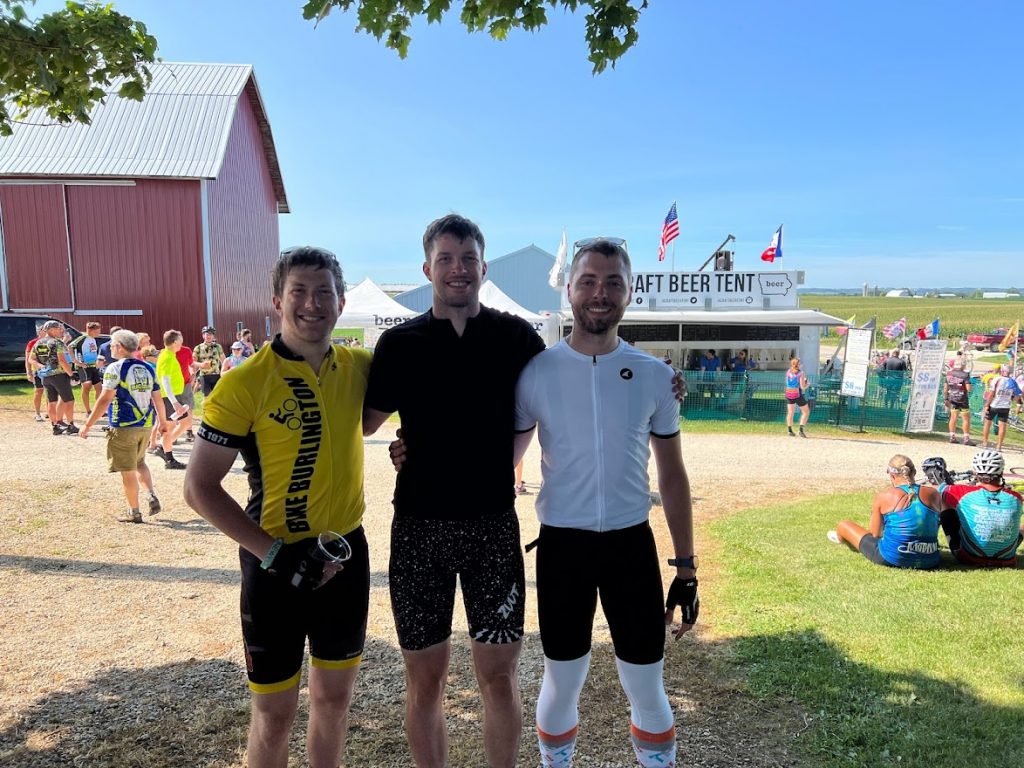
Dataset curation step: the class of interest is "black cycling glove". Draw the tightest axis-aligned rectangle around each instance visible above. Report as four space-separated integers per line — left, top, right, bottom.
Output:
264 539 325 592
666 577 700 625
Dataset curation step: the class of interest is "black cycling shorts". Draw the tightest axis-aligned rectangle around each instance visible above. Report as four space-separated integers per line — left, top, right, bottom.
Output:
200 373 221 397
32 374 43 390
786 395 808 407
536 522 666 665
947 399 970 412
985 407 1010 425
78 366 102 386
857 534 894 567
43 373 74 403
238 527 370 693
389 511 525 651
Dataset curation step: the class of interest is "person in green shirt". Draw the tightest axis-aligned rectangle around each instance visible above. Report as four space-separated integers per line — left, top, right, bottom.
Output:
154 330 190 469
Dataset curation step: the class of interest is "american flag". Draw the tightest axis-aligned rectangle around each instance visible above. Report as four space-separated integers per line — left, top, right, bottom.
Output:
657 202 679 262
882 317 907 339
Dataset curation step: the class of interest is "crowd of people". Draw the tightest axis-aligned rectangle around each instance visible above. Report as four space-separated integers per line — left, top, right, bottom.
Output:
23 321 260 520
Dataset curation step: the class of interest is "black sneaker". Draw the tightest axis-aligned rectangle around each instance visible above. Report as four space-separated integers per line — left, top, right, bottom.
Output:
147 494 162 516
64 423 80 435
787 427 795 437
164 457 187 470
52 423 67 436
799 427 807 438
149 446 166 459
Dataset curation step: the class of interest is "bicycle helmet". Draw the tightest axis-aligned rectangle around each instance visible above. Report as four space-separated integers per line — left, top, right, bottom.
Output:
971 450 1004 477
922 456 952 486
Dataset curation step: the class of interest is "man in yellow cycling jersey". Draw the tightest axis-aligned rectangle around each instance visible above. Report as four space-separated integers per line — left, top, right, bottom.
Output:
184 247 370 768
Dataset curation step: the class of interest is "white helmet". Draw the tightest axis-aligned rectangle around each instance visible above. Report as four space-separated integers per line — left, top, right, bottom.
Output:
972 450 1004 477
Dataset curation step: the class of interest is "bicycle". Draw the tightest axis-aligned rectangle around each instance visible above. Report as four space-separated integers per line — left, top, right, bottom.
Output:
922 457 976 486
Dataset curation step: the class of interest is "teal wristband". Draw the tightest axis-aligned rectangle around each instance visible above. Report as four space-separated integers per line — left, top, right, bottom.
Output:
261 538 284 570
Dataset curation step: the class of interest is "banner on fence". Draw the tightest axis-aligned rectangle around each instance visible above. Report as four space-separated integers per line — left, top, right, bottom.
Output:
904 339 949 433
840 328 874 397
629 271 800 309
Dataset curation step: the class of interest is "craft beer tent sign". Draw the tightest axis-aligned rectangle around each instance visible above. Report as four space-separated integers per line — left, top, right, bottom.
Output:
630 271 800 310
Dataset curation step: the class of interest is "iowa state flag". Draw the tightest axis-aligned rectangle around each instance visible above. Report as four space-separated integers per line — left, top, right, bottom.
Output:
760 225 783 262
915 318 940 339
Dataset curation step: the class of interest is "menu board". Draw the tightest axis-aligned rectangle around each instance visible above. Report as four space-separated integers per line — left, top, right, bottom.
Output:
905 339 949 432
841 328 873 397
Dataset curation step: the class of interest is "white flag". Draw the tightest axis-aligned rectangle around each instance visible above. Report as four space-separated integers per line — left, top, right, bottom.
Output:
548 229 568 288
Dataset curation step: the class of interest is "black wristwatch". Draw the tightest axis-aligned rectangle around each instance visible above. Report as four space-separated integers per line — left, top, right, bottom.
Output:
668 555 698 570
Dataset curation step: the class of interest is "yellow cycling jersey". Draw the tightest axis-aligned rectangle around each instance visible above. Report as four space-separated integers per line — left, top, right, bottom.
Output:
198 336 371 542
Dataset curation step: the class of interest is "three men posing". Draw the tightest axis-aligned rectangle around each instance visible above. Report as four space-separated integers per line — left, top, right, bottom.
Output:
184 219 698 768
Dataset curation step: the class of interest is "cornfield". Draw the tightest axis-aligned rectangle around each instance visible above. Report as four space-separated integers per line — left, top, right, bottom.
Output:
801 295 1022 346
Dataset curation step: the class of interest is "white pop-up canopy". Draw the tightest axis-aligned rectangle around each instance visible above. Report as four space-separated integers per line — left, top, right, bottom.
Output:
479 281 553 344
480 281 544 322
337 278 419 328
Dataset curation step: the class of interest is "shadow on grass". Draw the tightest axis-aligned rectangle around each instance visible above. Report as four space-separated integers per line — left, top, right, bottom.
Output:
0 658 250 767
0 554 238 584
727 628 1024 768
0 632 805 768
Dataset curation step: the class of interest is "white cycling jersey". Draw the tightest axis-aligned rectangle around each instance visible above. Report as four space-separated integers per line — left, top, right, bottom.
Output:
514 338 680 532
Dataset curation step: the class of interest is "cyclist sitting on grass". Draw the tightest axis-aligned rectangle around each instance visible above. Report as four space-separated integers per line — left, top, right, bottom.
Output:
939 450 1023 568
828 454 942 569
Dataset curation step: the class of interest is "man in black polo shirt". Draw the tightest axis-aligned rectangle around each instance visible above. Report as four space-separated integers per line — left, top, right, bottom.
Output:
364 214 544 768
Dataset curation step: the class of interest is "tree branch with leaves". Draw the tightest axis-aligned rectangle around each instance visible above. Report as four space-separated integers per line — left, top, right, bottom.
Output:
303 0 648 74
0 0 157 136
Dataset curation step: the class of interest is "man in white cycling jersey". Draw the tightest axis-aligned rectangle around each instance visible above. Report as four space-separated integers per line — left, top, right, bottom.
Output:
513 237 699 768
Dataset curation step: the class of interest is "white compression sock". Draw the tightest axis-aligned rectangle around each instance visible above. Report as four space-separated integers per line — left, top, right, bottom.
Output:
536 653 590 767
615 657 676 767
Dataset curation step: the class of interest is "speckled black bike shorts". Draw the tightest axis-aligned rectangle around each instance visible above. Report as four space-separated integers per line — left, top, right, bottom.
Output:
389 511 525 651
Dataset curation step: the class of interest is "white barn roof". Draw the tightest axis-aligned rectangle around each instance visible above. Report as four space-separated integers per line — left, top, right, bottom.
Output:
0 62 289 212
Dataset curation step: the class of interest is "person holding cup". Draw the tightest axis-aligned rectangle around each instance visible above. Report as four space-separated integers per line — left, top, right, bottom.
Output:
184 246 371 768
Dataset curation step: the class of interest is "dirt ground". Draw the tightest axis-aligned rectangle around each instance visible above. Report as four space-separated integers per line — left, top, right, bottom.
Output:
0 408 986 767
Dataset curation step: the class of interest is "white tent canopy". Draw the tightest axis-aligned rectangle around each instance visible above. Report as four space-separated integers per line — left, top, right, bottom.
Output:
480 281 544 322
337 278 418 328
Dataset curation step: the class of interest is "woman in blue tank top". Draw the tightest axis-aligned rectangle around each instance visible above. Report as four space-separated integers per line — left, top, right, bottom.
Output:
827 454 942 569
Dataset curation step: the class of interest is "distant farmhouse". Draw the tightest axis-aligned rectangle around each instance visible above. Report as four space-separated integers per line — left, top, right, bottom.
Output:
885 289 912 298
0 62 287 341
982 292 1021 299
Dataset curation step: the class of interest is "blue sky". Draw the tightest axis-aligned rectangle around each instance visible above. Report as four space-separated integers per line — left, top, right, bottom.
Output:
50 1 1024 287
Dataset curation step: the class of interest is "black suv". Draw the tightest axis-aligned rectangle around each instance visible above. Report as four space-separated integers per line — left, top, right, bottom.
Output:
0 313 111 375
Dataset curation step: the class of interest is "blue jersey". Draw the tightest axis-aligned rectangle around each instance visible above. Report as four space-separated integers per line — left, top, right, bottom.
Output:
878 484 941 568
71 334 99 366
942 484 1023 561
102 358 159 428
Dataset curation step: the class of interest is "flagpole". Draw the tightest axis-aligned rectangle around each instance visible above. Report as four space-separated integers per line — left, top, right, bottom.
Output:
670 241 676 273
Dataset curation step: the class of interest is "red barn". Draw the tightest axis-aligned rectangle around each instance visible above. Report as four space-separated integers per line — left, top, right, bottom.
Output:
0 62 288 345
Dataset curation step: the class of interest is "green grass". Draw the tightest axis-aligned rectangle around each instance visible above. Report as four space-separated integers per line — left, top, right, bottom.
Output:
708 493 1024 767
803 295 1022 348
0 378 207 418
333 327 365 342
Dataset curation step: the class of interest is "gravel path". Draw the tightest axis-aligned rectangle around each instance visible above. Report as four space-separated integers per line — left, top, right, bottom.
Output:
0 409 986 767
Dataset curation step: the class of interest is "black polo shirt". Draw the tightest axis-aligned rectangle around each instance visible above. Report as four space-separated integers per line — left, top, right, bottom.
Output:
365 305 545 520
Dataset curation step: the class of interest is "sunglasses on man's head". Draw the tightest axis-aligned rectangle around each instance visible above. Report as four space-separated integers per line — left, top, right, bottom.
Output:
572 236 627 256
